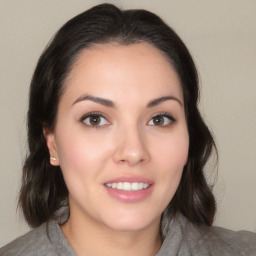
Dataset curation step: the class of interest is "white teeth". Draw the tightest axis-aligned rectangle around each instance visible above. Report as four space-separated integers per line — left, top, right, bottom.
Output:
106 182 150 191
123 182 131 191
131 182 139 190
117 182 122 190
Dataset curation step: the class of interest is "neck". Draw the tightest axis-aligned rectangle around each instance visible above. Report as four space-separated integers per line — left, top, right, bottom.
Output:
61 209 162 256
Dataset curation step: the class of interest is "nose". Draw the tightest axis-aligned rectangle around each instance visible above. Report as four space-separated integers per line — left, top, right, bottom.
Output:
113 125 150 166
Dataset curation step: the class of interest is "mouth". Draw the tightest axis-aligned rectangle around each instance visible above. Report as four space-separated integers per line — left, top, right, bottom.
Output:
103 177 154 203
105 182 150 191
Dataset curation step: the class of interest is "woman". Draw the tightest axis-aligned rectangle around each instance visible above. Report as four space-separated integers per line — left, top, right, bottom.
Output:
1 3 255 255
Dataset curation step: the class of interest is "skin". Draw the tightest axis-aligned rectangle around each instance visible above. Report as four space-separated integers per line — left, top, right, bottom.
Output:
45 42 189 256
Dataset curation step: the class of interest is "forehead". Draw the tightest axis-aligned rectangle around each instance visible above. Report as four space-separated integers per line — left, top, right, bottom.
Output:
62 42 183 105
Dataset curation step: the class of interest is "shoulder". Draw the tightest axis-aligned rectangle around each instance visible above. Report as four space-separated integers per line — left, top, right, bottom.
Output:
179 215 256 255
0 223 56 256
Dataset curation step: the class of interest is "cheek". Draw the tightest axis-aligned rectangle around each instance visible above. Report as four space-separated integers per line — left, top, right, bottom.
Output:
153 130 189 171
157 132 189 198
54 132 114 203
152 128 189 199
55 130 113 178
146 131 188 213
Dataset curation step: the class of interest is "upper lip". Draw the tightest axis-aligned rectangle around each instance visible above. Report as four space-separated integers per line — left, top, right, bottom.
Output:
104 176 154 185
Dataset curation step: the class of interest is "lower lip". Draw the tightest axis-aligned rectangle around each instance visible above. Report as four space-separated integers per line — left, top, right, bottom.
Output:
104 185 154 203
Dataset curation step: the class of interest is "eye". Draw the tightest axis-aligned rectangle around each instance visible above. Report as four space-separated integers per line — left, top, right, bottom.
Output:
147 114 175 126
81 113 110 127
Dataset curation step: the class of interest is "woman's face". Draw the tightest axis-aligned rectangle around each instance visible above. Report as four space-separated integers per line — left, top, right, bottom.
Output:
46 42 189 231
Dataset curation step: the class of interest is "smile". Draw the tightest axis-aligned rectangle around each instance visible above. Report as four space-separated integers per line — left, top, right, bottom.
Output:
105 182 150 191
104 178 154 203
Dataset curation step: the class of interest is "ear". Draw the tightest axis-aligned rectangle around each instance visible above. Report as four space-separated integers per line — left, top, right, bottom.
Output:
43 128 60 166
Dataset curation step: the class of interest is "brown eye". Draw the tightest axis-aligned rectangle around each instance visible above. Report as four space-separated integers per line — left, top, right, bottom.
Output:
152 116 164 125
82 114 109 127
148 114 175 126
89 115 101 125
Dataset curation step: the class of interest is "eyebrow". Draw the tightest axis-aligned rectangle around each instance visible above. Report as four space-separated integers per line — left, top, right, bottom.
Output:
72 94 182 108
72 95 115 107
147 96 183 107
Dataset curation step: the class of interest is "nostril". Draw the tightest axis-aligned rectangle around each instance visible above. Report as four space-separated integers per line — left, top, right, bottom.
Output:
112 131 150 166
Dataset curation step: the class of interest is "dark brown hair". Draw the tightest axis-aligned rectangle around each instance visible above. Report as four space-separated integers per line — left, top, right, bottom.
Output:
19 3 216 228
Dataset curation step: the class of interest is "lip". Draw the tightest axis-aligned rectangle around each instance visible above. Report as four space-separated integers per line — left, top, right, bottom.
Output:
103 176 154 203
104 176 154 184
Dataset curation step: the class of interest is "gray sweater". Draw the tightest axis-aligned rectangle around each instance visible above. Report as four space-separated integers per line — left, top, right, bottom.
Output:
1 213 256 255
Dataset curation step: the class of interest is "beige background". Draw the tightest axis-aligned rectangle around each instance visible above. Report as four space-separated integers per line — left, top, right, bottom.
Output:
0 0 255 246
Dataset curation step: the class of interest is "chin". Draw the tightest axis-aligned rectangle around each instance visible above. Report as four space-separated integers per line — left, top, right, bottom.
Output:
102 211 160 232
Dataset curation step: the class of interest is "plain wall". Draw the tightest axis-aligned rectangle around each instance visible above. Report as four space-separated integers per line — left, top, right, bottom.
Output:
0 0 255 246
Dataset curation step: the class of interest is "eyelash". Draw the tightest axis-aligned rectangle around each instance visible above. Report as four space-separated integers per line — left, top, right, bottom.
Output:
148 113 176 127
80 112 110 128
80 112 176 128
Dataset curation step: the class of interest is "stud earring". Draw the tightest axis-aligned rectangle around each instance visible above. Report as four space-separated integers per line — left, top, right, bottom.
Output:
50 156 56 161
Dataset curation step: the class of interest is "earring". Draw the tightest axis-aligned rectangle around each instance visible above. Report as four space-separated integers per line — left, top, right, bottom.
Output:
50 156 56 161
